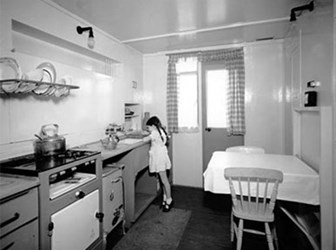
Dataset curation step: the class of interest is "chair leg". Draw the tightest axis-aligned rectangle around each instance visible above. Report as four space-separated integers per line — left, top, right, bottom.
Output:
236 219 244 250
265 222 274 250
272 224 279 250
230 212 234 242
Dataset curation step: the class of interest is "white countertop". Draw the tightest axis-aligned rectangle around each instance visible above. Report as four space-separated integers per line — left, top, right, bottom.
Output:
72 138 149 161
0 173 39 200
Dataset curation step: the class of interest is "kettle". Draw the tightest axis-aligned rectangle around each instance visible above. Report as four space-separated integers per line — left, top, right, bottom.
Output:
101 124 120 150
34 124 66 158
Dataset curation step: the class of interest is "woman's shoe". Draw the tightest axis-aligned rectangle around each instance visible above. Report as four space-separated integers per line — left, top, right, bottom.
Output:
163 200 173 212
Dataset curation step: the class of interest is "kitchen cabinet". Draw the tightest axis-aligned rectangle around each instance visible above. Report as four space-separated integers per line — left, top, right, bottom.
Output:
115 143 157 228
0 181 39 250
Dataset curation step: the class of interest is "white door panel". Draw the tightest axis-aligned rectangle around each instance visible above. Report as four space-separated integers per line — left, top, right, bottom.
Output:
51 190 99 250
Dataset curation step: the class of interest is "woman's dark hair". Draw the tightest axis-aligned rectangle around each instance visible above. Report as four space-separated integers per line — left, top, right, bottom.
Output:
146 116 169 146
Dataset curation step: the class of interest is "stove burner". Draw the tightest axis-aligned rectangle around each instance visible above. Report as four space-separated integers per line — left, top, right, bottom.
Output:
58 150 93 160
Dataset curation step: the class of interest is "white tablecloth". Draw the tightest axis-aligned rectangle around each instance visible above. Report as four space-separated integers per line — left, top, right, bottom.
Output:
203 151 320 205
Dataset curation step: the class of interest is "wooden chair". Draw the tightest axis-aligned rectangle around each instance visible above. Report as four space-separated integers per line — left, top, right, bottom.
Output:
226 146 265 154
224 167 283 250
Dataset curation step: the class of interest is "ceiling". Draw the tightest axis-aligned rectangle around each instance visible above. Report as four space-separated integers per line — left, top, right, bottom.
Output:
49 0 323 54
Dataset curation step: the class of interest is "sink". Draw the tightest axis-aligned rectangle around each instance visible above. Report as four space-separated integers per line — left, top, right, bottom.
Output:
119 138 143 145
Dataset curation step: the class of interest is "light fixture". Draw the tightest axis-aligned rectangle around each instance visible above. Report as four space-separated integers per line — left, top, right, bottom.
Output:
76 26 95 49
290 1 314 22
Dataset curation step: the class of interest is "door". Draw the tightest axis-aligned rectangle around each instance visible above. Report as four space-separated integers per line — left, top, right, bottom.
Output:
102 168 124 234
202 62 243 172
51 190 100 250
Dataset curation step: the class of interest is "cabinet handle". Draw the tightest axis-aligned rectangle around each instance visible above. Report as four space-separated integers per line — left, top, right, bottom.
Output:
205 127 212 132
95 212 104 222
111 177 122 183
75 190 85 199
1 241 14 250
0 212 19 228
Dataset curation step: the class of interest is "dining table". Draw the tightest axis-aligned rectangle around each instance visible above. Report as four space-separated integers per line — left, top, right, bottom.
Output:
203 151 320 205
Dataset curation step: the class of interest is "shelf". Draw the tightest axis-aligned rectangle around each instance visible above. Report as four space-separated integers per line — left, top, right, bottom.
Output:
0 79 79 97
294 107 320 113
133 192 157 222
125 114 139 119
125 103 140 106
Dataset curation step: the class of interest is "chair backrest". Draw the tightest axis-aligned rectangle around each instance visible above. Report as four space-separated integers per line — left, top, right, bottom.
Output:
226 146 265 154
224 168 283 216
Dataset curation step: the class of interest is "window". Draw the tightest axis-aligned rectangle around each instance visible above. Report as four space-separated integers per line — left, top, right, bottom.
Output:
176 57 198 131
205 68 229 128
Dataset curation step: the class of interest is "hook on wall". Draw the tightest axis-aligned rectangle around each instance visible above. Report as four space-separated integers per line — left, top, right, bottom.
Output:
290 1 314 22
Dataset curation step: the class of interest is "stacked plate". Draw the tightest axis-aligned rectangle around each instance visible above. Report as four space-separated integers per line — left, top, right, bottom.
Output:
55 76 71 97
0 57 22 93
33 62 56 95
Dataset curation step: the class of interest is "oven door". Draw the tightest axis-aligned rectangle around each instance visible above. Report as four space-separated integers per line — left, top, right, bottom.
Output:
51 190 99 250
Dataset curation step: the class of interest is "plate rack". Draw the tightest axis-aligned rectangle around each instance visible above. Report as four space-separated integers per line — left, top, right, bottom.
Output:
0 79 79 97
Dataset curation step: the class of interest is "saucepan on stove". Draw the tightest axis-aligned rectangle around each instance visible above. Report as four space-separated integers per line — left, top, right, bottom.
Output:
34 124 66 158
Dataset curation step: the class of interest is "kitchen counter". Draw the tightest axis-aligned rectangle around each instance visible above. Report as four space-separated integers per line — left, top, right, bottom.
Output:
73 138 148 160
0 173 39 200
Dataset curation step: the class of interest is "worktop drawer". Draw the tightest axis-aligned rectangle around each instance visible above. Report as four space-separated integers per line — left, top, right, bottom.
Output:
0 188 38 237
0 219 38 250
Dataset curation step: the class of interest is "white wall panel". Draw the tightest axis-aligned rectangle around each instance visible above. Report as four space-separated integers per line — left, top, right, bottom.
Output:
244 42 284 154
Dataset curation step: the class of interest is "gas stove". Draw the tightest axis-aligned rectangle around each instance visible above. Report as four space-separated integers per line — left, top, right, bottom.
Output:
0 149 100 176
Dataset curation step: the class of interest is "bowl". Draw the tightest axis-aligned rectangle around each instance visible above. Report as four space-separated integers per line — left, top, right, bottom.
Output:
101 138 117 150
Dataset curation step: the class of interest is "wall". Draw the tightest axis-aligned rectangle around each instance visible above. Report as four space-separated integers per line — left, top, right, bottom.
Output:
244 41 284 154
0 0 143 159
283 4 335 249
143 41 285 187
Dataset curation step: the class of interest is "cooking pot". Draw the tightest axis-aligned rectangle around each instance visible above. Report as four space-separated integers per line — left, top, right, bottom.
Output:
34 124 66 158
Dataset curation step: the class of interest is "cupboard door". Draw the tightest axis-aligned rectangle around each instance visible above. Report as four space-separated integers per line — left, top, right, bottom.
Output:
102 169 124 233
0 220 38 250
51 190 99 250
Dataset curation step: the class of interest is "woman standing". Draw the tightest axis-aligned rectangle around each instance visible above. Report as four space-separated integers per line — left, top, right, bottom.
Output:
143 116 173 212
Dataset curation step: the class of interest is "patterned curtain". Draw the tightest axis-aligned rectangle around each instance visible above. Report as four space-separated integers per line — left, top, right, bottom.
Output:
166 52 200 133
166 48 245 135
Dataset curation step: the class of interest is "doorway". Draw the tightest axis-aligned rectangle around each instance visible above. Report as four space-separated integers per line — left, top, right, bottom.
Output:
201 62 243 173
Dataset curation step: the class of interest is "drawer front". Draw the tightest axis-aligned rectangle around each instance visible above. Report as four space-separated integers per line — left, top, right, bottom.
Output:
102 171 124 233
0 188 38 237
0 219 38 250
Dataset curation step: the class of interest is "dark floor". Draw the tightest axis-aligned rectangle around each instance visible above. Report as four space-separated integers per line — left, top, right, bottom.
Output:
107 185 315 250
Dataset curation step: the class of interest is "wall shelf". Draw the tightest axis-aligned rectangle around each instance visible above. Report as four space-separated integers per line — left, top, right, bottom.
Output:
294 107 320 113
0 79 79 97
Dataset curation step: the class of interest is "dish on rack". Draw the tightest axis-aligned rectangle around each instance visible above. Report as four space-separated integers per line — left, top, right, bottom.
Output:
15 81 37 94
0 57 22 93
36 62 56 83
33 83 50 95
